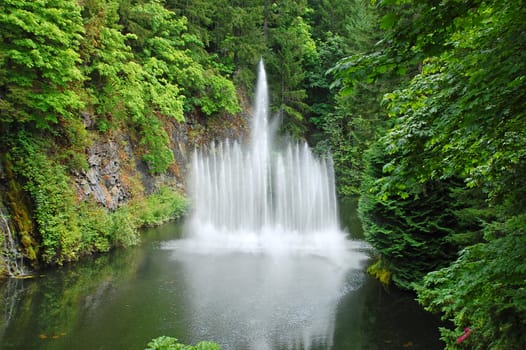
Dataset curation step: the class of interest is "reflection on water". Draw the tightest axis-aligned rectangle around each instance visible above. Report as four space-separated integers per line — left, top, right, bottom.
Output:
0 246 147 350
163 240 368 350
0 220 444 350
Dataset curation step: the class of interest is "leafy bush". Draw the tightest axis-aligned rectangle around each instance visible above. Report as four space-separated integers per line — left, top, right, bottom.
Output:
78 203 112 253
417 215 526 349
145 337 220 350
358 142 482 289
138 115 176 174
133 187 188 227
9 134 82 265
108 207 140 248
80 187 188 250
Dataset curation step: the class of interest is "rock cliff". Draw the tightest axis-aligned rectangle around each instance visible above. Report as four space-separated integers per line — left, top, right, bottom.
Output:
0 110 248 276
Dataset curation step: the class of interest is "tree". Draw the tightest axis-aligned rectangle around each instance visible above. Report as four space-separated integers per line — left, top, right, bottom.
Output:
113 0 239 172
121 0 239 117
359 141 487 289
344 0 526 348
80 0 137 130
265 0 315 136
310 0 388 195
165 0 216 47
209 0 265 89
0 0 85 128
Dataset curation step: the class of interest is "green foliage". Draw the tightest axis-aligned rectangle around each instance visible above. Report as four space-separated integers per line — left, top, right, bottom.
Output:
136 113 176 174
417 216 526 350
165 0 215 46
77 186 187 250
347 1 526 349
0 0 85 127
80 0 185 174
1 0 248 269
308 0 375 50
122 0 239 117
266 1 314 136
78 186 188 250
310 2 389 196
339 0 526 198
132 186 188 227
146 336 220 350
168 0 265 90
80 0 138 127
312 107 364 196
76 201 143 252
359 142 482 289
107 0 239 174
9 133 82 265
377 1 526 199
108 206 140 248
197 72 240 116
78 0 242 176
78 203 113 253
214 0 264 87
303 33 346 138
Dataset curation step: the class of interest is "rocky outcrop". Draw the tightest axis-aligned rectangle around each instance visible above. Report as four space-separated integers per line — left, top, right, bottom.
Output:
75 138 131 210
0 107 249 276
74 112 249 210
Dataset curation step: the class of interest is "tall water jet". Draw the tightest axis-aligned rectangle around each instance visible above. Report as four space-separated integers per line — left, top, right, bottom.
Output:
186 60 345 255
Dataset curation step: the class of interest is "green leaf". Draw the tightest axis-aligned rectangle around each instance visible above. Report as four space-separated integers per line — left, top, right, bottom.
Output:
380 13 398 30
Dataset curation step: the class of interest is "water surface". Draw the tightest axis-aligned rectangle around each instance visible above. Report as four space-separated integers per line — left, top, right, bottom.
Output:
0 213 444 350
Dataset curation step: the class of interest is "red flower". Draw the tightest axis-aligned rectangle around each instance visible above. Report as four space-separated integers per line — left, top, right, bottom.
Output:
456 327 471 344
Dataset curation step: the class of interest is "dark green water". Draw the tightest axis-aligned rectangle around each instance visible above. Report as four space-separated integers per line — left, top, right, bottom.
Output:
0 200 444 350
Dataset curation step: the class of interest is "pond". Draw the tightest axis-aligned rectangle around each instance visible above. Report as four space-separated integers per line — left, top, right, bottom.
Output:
0 200 444 350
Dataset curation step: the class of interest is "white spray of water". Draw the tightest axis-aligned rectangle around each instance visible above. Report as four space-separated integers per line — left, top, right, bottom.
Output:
184 60 347 258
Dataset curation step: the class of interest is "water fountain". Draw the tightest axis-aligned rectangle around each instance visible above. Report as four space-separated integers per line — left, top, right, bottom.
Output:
162 60 366 350
184 60 347 258
0 61 443 350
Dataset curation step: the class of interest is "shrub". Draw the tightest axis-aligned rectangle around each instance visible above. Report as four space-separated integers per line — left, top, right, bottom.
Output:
133 186 188 227
145 337 220 350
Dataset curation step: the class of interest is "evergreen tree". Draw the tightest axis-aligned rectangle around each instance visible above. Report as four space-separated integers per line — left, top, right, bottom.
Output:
210 0 265 89
359 142 487 289
341 0 526 348
165 0 215 46
265 0 315 136
310 0 386 195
